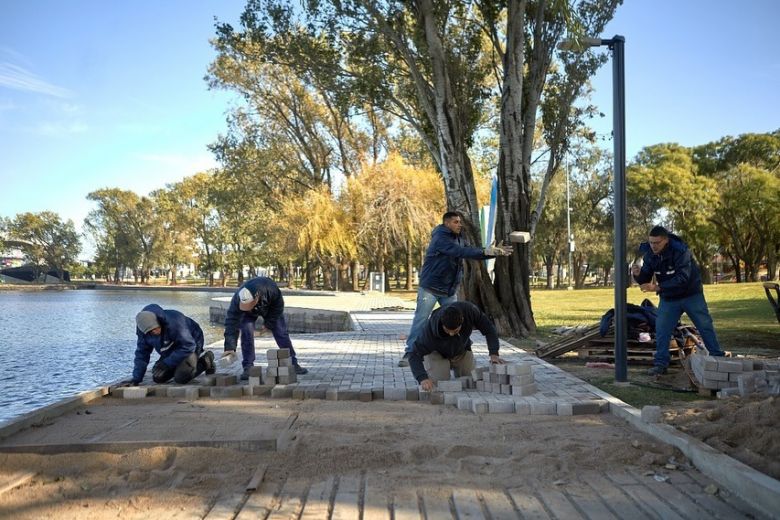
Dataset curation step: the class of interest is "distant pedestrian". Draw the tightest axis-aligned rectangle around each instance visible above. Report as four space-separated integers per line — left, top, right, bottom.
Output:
399 211 512 367
122 304 215 386
224 276 307 380
632 226 725 375
408 301 505 391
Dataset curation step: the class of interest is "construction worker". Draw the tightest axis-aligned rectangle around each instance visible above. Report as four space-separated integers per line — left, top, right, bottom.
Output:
632 226 725 375
408 301 505 391
223 276 307 380
123 304 215 386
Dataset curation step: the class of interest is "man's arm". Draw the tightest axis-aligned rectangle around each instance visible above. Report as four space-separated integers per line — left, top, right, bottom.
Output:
467 304 501 356
657 249 694 295
434 234 488 260
131 333 153 384
223 296 241 350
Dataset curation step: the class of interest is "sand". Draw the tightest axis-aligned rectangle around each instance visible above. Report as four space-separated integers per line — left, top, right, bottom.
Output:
0 398 683 519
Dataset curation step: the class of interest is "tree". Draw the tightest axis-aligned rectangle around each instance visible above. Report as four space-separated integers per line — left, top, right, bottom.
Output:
213 0 621 337
7 211 81 282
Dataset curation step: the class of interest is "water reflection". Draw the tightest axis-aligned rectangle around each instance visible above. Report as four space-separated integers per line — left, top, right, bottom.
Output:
0 289 227 425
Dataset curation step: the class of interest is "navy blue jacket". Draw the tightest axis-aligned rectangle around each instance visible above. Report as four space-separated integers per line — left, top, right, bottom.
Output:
133 304 204 384
224 277 284 349
634 233 703 301
419 224 488 297
409 301 499 383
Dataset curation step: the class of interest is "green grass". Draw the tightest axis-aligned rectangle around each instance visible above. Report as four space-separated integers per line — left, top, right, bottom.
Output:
530 282 779 353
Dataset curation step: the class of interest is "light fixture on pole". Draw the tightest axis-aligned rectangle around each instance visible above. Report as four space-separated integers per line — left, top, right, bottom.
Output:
557 34 627 383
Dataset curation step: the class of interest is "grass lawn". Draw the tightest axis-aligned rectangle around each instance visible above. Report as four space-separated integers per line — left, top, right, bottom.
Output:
530 282 779 353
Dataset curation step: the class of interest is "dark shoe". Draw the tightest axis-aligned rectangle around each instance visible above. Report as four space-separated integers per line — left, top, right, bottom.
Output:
240 367 250 381
202 351 216 375
647 366 668 376
294 365 308 375
397 352 411 367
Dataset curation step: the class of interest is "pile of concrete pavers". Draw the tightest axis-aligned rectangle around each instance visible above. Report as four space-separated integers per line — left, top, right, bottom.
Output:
689 352 780 398
264 348 297 385
472 362 538 396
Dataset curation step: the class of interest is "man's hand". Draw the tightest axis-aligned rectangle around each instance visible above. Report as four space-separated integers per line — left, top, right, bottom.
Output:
640 282 659 293
420 379 434 392
485 241 513 257
490 354 506 365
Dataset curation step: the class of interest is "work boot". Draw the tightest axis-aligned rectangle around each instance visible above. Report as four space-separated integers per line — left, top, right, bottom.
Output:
201 351 216 375
240 367 251 381
294 364 309 375
647 366 668 376
397 352 411 367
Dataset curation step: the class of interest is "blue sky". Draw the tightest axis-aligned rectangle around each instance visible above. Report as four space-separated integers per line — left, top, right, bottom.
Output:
1 1 778 258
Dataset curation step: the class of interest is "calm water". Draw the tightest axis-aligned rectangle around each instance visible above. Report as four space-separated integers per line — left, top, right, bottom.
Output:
0 289 228 426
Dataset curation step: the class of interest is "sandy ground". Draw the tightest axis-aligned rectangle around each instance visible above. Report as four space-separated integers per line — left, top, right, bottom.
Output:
0 398 685 519
663 395 780 480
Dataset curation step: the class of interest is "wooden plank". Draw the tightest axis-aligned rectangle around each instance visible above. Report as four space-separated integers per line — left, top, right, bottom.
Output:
331 475 361 520
420 489 453 520
506 487 551 520
236 480 281 520
393 489 422 520
564 482 619 520
362 475 391 520
266 478 307 520
535 325 602 358
680 471 763 519
478 489 518 520
0 471 35 496
300 476 335 520
583 472 652 520
675 482 755 519
631 470 719 520
452 489 486 520
536 489 585 520
205 492 247 520
613 484 685 520
245 463 268 491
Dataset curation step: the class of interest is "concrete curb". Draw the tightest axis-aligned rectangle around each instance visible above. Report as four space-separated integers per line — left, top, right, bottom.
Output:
584 379 780 518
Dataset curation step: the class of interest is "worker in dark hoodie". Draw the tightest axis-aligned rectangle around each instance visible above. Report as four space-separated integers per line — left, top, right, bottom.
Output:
398 211 512 367
122 304 215 386
408 301 505 391
632 226 725 376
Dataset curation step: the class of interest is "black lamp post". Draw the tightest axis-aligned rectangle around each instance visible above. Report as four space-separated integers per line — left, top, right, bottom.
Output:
558 35 627 383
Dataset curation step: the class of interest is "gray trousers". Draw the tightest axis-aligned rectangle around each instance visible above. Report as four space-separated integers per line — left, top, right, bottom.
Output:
423 351 475 382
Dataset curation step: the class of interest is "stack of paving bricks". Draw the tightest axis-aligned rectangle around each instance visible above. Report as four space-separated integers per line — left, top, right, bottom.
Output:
689 353 780 397
472 362 538 397
265 348 297 385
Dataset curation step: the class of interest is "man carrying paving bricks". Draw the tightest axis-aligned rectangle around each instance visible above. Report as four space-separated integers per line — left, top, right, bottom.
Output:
224 276 308 380
632 225 725 376
398 211 512 367
408 301 505 391
120 304 216 386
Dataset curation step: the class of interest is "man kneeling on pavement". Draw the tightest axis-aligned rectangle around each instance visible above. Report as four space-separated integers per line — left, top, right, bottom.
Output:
121 304 216 386
408 301 505 391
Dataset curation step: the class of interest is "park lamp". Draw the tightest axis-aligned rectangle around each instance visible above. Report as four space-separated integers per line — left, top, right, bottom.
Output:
557 34 628 384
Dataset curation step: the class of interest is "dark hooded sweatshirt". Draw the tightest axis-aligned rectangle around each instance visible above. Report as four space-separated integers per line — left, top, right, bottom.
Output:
408 301 499 383
634 233 703 301
223 277 284 350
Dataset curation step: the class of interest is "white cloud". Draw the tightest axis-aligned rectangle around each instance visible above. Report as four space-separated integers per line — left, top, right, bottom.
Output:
0 62 72 98
33 121 88 136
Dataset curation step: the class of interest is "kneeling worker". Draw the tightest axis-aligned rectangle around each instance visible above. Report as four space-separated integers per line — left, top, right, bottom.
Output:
409 301 505 391
124 304 215 386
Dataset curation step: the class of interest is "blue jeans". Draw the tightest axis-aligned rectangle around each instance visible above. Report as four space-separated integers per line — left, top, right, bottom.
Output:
239 313 298 368
654 291 724 368
404 287 457 354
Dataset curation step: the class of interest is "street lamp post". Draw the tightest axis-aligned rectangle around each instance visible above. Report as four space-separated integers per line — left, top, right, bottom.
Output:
566 157 574 290
558 35 627 383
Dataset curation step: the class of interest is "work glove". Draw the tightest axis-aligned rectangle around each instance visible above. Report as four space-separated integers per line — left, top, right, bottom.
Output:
484 241 513 257
152 359 171 382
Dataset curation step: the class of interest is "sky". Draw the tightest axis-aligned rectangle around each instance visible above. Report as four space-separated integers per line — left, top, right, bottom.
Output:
1 0 778 258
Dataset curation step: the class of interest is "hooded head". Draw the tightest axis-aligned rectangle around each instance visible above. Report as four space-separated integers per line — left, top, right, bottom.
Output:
136 310 160 334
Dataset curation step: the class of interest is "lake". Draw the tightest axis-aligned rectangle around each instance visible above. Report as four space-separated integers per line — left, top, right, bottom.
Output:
0 288 230 426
